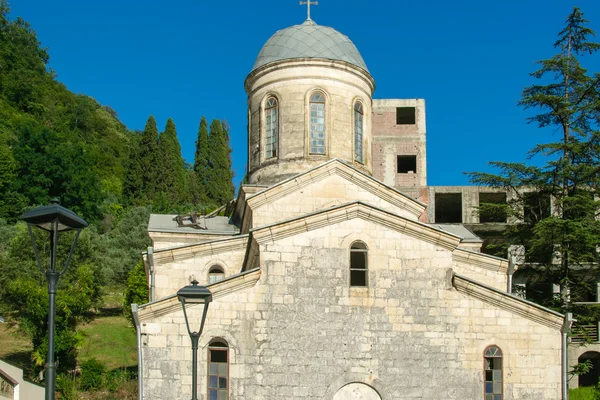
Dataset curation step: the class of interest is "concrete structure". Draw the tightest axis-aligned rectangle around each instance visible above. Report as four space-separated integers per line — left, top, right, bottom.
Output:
136 16 569 400
0 359 44 400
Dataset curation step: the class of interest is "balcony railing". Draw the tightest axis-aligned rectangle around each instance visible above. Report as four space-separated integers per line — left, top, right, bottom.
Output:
571 324 599 343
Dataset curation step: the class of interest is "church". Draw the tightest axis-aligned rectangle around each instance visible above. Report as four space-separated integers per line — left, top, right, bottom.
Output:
132 10 568 400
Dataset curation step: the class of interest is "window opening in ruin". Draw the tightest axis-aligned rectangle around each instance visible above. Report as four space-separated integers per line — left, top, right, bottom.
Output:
265 97 278 159
354 101 364 164
350 241 368 287
208 340 229 400
434 193 462 223
396 107 416 125
579 352 600 387
310 92 326 154
523 192 551 223
484 346 503 400
479 192 507 223
208 266 225 284
397 155 417 174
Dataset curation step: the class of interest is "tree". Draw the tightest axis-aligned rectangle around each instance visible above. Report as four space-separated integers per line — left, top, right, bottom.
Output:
468 7 600 320
206 119 235 206
155 118 187 210
192 117 210 205
124 116 160 205
123 261 149 324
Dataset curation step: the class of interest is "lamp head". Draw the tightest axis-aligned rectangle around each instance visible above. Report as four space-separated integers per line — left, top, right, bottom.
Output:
21 198 88 232
177 280 213 304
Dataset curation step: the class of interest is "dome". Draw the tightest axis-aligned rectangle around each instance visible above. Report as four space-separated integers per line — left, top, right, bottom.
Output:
252 19 369 72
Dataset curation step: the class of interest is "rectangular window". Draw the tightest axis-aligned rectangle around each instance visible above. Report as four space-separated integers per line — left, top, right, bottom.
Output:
479 192 507 223
397 155 417 173
434 193 463 223
350 243 368 287
208 348 228 400
523 192 551 223
310 103 326 154
396 107 416 125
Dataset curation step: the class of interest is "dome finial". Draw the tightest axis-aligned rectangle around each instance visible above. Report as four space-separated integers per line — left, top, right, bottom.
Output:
299 0 318 21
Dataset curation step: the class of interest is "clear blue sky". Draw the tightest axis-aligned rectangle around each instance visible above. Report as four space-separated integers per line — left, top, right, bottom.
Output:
10 0 600 187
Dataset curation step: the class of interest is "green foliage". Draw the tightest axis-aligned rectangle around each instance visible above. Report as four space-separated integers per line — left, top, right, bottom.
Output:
192 116 210 204
123 261 149 323
155 118 188 209
80 358 106 391
206 119 235 206
56 374 78 400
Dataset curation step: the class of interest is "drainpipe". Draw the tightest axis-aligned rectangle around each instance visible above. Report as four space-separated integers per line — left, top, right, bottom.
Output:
507 255 515 294
562 312 573 400
131 303 143 400
148 247 155 301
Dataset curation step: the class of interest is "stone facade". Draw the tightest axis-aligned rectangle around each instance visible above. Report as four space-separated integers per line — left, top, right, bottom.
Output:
137 17 567 400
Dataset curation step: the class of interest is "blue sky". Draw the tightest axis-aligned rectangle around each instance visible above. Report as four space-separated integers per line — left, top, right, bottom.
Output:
11 0 600 187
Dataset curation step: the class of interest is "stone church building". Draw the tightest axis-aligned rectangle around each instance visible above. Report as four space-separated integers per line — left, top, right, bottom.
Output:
133 16 569 400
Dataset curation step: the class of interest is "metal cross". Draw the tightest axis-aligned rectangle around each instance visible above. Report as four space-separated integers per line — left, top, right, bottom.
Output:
300 0 318 20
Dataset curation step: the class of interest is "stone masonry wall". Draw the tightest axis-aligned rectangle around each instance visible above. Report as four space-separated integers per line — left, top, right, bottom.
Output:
141 217 561 399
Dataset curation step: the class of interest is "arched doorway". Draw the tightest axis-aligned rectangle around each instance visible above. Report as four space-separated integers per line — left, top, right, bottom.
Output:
579 351 600 387
333 383 382 400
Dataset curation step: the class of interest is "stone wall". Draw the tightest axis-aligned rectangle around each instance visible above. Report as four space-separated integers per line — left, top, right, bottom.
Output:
245 59 375 185
140 217 562 399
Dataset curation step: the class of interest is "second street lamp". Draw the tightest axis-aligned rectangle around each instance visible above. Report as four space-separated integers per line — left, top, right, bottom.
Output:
177 280 212 400
21 198 88 400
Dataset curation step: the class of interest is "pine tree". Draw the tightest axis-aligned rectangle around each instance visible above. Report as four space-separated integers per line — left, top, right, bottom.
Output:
192 117 209 205
468 8 600 323
206 119 235 206
156 118 187 210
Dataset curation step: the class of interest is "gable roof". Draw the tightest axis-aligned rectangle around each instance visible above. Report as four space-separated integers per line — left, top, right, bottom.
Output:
137 268 261 321
152 235 249 263
453 273 564 330
241 159 426 230
250 200 461 251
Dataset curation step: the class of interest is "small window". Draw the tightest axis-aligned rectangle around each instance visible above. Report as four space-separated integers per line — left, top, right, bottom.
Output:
208 266 224 284
397 155 417 173
350 242 368 287
208 340 229 400
310 93 326 155
396 107 416 125
479 192 507 223
354 102 364 163
484 346 503 400
265 97 278 159
523 192 551 223
434 193 463 223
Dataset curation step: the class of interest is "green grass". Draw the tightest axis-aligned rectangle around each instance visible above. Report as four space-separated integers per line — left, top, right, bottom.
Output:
570 386 596 400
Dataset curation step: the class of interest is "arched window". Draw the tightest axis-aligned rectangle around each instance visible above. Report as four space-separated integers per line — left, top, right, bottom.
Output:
208 340 229 399
578 351 600 387
484 346 503 400
350 241 368 287
354 101 364 163
208 266 225 284
265 97 278 159
309 92 326 155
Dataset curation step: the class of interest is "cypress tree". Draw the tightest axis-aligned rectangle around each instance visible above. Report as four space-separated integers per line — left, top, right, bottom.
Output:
135 116 160 203
206 119 234 206
156 118 187 209
192 117 209 204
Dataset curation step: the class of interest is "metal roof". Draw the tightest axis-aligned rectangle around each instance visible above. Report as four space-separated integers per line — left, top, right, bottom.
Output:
148 214 238 234
253 19 369 72
429 224 483 243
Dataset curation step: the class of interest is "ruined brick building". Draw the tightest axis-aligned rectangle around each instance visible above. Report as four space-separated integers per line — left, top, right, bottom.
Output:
132 17 574 399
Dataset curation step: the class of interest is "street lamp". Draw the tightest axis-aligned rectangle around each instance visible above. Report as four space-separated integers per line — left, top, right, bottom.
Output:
177 280 212 400
21 198 88 400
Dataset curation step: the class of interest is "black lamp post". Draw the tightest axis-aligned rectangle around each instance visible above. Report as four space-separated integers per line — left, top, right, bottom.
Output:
21 198 88 400
177 280 212 400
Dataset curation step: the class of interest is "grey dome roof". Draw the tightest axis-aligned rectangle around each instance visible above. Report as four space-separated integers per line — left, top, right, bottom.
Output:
252 19 368 72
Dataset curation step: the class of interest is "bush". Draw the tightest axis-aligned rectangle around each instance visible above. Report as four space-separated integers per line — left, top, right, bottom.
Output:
80 358 106 391
56 374 78 400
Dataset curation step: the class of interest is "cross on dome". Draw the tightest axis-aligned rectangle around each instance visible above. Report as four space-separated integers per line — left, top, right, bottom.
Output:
299 0 318 20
